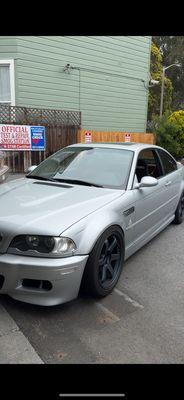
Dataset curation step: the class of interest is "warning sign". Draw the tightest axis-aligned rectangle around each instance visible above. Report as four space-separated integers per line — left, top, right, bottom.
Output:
85 132 92 143
125 133 131 142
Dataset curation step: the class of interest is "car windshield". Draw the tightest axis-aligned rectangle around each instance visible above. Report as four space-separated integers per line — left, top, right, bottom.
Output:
27 147 134 189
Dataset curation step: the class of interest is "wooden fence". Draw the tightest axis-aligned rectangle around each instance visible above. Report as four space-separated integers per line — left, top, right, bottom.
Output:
77 130 155 144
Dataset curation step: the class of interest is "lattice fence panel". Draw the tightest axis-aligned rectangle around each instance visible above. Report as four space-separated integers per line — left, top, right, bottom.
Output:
0 105 81 127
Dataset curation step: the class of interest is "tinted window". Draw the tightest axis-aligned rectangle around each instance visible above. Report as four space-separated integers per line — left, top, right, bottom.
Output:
158 149 177 175
28 147 134 189
135 149 163 183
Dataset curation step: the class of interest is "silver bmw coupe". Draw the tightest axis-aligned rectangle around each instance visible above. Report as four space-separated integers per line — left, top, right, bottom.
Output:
0 142 184 306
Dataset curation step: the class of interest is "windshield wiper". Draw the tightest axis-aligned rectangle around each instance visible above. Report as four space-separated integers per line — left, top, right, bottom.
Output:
52 178 104 187
26 175 103 187
26 175 56 182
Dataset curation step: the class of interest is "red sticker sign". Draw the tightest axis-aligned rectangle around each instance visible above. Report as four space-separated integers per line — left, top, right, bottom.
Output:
85 132 92 143
125 133 131 142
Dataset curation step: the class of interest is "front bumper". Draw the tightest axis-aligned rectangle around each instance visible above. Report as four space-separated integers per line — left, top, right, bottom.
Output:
0 253 88 306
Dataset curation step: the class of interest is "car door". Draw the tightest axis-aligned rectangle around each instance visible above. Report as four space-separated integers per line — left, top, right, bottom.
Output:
156 148 181 216
127 148 173 252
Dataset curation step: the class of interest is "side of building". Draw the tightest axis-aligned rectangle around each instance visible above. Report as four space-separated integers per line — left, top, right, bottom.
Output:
0 36 151 132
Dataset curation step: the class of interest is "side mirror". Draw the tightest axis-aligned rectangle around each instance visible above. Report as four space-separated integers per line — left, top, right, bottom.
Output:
134 176 158 189
27 165 37 174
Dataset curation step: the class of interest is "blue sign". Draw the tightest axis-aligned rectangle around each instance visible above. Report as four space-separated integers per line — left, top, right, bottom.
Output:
31 126 45 151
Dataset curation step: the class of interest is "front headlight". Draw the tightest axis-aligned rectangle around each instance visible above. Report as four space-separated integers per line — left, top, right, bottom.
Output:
8 235 77 257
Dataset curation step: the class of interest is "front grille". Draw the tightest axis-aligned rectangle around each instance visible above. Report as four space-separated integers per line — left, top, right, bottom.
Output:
0 274 5 289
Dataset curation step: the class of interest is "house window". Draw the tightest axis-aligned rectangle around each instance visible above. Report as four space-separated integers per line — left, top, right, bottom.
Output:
0 60 15 106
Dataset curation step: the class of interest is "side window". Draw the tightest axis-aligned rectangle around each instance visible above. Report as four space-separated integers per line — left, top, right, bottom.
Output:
135 149 163 183
157 149 177 175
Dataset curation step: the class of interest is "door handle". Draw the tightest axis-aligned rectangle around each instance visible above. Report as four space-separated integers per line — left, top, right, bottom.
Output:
165 181 172 187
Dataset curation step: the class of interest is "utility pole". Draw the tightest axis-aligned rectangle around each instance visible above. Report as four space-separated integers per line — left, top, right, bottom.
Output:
160 67 165 118
159 63 181 118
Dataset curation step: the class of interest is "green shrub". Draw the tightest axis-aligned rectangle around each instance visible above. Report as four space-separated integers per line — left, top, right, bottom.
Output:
168 110 184 133
153 112 184 159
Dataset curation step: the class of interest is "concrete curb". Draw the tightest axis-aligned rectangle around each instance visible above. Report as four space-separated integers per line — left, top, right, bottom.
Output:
0 303 44 364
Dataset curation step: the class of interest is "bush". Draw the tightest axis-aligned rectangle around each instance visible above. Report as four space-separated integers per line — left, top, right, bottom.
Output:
168 110 184 133
153 111 184 159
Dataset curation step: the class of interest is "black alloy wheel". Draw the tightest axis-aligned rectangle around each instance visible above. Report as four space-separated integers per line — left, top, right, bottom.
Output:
174 191 184 224
81 226 124 298
98 234 121 289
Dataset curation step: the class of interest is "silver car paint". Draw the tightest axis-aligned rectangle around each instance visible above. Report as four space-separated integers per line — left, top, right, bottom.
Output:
0 179 122 253
0 253 88 306
0 143 184 306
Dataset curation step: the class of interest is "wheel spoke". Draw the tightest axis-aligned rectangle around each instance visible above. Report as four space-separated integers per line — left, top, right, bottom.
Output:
111 253 120 262
106 262 114 278
99 255 106 266
108 237 117 253
104 239 109 255
101 264 107 282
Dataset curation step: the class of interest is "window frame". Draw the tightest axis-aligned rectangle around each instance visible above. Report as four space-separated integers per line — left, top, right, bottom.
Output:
132 147 164 187
156 148 177 177
0 59 15 106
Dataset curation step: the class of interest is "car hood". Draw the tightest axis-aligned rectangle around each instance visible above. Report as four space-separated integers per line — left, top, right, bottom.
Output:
0 178 123 237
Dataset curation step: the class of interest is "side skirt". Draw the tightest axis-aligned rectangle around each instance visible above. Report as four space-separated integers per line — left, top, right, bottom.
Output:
124 215 175 260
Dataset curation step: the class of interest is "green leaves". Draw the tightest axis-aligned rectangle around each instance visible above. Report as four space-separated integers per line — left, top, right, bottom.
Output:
148 43 173 120
153 111 184 159
153 36 184 110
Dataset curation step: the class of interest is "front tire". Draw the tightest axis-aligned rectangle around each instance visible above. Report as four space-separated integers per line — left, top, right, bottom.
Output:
81 226 124 298
173 191 184 224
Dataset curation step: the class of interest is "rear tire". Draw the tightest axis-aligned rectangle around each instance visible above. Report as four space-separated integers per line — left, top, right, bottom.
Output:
81 226 124 298
173 191 184 224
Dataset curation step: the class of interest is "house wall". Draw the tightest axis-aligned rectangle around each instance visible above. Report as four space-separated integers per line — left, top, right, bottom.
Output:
0 36 151 132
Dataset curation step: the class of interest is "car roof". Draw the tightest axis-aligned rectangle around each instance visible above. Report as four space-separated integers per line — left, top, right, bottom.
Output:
68 142 159 151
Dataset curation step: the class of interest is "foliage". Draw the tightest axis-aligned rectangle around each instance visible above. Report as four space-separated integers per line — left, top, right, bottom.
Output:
148 43 173 121
153 36 184 110
168 110 184 133
153 111 184 159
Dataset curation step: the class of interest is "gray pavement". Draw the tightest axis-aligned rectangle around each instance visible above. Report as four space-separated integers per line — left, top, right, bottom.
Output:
0 303 43 363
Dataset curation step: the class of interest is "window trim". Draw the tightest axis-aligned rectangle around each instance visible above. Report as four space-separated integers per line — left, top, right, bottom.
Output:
0 59 15 106
156 148 177 177
131 147 164 189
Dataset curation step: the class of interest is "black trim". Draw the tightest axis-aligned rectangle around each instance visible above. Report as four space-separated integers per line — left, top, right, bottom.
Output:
156 148 177 177
123 207 135 216
131 147 164 190
33 181 73 188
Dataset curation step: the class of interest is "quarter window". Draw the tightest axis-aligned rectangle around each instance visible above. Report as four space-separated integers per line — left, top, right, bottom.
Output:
157 149 177 175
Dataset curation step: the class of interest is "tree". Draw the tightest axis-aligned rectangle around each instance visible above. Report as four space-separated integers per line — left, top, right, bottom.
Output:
153 110 184 159
148 43 173 121
153 36 184 110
